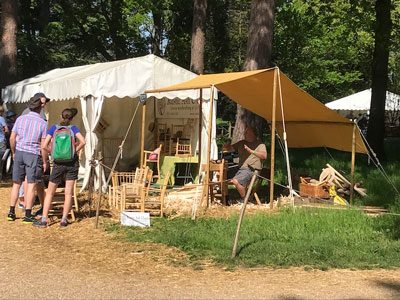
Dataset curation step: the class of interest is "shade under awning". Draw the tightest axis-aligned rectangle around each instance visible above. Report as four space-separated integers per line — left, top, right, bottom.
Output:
147 68 368 154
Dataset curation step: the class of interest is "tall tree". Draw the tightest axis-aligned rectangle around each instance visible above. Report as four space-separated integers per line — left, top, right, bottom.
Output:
367 0 392 159
232 0 275 142
190 0 207 74
0 0 18 90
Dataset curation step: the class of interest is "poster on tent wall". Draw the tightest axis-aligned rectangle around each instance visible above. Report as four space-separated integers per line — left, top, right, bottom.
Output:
155 97 199 119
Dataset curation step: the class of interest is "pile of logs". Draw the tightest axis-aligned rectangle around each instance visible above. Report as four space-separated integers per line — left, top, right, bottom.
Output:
319 164 367 197
299 164 367 201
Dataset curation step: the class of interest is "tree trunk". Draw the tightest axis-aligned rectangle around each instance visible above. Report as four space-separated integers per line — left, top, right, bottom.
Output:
152 8 162 56
190 0 207 74
366 0 392 159
232 0 275 143
0 0 18 91
38 0 50 33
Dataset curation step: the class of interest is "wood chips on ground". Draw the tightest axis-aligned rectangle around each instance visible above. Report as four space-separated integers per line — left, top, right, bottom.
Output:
1 182 400 299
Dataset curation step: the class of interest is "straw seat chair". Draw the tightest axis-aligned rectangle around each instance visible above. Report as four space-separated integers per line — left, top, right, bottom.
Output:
143 144 162 180
108 171 137 208
141 171 170 216
201 159 228 205
175 138 192 157
121 167 153 211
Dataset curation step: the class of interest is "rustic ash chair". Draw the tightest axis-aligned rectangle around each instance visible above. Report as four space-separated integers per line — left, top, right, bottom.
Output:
201 159 228 205
175 138 192 157
143 144 162 180
121 167 153 211
141 171 171 217
108 171 137 208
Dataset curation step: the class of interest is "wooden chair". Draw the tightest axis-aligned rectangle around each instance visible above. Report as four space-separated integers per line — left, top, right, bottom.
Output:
143 144 162 180
142 171 170 217
169 124 185 155
121 167 153 211
175 138 192 157
108 170 137 208
48 181 78 222
155 123 172 154
201 159 228 205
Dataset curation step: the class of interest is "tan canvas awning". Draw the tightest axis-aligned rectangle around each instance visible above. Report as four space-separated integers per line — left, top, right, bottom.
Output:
147 68 368 154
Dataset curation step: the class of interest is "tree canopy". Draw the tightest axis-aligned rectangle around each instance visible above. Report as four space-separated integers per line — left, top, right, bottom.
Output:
3 0 400 106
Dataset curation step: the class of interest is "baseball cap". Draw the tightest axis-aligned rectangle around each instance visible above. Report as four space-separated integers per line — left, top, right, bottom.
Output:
33 92 50 103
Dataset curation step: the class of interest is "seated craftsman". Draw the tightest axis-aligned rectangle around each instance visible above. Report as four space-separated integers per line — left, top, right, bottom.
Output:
224 126 267 198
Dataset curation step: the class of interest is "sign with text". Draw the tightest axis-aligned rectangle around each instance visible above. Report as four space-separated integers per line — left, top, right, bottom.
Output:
120 211 150 227
156 97 199 119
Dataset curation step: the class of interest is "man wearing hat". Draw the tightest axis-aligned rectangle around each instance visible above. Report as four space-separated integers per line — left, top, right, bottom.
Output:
7 93 48 223
21 92 50 120
20 92 50 215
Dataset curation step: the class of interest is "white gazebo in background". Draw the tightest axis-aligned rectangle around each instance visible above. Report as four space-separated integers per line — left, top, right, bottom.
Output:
326 89 400 118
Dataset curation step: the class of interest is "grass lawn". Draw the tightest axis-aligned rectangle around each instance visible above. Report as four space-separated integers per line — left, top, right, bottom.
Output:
106 208 400 269
106 138 400 269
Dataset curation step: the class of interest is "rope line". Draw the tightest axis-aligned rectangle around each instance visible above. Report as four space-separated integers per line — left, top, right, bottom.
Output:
356 124 400 196
105 101 141 186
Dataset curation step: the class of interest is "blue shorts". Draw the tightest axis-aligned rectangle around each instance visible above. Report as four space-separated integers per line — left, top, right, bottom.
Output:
12 151 40 183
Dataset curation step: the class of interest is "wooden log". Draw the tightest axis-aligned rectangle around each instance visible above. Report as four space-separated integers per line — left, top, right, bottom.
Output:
254 192 262 205
326 163 367 197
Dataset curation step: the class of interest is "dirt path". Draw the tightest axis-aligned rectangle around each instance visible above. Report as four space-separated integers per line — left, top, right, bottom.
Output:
1 184 400 299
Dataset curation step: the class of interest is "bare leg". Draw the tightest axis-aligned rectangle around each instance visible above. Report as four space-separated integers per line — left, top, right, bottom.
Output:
62 180 75 220
231 178 246 198
36 184 45 206
25 182 36 210
10 182 22 207
42 182 58 219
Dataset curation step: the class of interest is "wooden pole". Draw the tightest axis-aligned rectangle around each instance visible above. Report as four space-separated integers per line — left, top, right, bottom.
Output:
203 85 214 208
95 151 103 229
232 170 258 258
140 103 146 167
350 122 356 204
198 89 203 163
269 69 278 208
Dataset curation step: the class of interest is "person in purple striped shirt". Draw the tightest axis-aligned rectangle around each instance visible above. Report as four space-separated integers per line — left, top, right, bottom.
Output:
7 94 49 224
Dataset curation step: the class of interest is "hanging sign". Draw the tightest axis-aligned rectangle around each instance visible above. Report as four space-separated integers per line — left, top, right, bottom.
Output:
156 97 199 119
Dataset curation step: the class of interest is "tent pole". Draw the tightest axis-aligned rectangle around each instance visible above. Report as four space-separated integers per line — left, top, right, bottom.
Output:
203 85 214 208
269 69 278 209
198 89 203 163
277 68 294 200
350 122 356 204
140 102 146 167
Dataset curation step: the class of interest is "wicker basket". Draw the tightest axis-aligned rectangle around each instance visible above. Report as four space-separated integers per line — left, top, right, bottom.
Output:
299 183 330 198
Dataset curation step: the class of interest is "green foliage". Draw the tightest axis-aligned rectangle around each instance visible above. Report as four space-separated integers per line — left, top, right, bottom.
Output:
107 209 400 269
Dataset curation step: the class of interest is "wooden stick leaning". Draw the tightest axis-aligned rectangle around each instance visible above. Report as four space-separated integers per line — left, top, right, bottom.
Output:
95 151 103 229
231 170 259 258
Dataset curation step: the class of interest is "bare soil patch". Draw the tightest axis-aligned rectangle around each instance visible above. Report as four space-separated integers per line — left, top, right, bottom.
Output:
1 184 400 299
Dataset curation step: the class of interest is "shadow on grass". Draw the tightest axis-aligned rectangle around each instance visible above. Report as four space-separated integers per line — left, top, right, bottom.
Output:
236 238 268 256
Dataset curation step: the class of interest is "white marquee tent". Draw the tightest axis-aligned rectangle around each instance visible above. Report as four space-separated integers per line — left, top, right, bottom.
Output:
2 54 217 189
326 89 400 116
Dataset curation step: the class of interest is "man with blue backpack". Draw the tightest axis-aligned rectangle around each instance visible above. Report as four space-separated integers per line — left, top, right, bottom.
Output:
33 108 85 228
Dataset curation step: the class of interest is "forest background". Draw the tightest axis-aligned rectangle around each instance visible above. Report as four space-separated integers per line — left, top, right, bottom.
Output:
0 0 399 147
